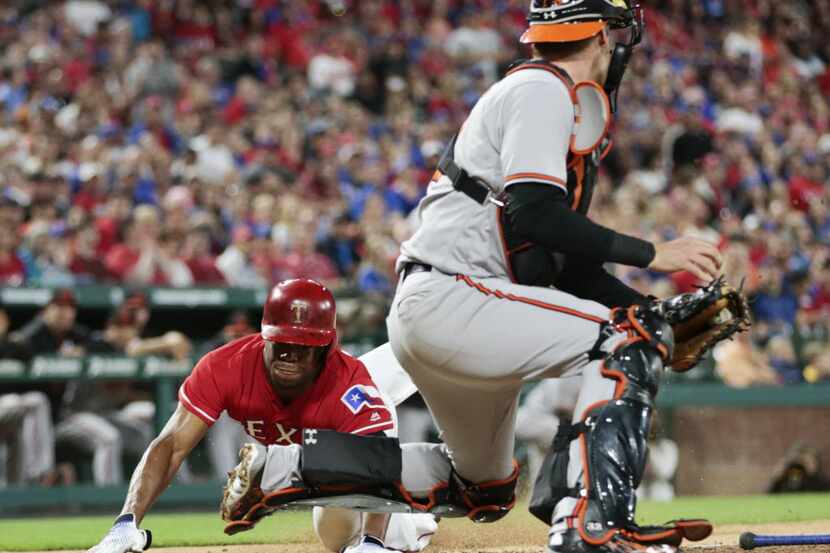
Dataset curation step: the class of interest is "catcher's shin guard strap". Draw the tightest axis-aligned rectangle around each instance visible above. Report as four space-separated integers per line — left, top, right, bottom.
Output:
450 460 520 523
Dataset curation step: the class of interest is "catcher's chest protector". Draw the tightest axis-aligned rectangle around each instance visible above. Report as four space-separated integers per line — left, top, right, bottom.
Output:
498 60 611 287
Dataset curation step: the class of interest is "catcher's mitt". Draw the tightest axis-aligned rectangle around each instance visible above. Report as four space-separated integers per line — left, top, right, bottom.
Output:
651 276 752 372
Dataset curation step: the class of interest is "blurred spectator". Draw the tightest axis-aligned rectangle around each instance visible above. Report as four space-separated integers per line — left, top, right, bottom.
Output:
55 292 191 485
768 443 830 493
105 205 193 287
0 390 60 487
0 298 61 487
0 216 24 285
216 225 267 288
713 331 779 388
766 334 802 384
274 226 340 286
319 214 363 278
8 289 88 359
181 226 225 285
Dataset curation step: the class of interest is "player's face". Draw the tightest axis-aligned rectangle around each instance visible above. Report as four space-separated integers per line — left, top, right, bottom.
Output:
262 341 324 393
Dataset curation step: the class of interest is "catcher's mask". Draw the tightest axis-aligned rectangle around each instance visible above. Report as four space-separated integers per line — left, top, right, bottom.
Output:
520 0 643 111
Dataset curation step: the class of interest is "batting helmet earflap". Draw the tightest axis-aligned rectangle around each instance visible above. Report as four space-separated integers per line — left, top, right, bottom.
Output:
520 0 640 44
261 279 337 347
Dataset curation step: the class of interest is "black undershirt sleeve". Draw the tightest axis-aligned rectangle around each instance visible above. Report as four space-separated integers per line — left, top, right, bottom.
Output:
555 256 650 307
504 182 655 267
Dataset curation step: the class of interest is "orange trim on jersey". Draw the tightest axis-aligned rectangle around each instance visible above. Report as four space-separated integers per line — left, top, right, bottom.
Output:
455 274 605 324
505 172 568 190
506 62 575 88
570 156 585 210
600 138 614 160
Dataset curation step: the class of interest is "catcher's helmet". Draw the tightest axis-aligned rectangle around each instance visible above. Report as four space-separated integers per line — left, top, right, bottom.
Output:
261 279 336 347
520 0 640 44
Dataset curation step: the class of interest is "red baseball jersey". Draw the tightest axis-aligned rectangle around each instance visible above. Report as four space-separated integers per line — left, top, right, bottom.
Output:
179 334 394 444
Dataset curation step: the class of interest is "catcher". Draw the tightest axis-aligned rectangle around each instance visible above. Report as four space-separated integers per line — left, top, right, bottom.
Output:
382 1 751 552
87 279 437 553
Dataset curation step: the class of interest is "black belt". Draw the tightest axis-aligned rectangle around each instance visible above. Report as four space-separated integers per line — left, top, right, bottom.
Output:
402 262 432 280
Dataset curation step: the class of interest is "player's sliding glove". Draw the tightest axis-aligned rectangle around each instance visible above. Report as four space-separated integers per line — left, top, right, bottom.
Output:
87 513 152 553
650 276 752 372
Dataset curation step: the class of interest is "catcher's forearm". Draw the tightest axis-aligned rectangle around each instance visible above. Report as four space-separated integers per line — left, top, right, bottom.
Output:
121 436 187 523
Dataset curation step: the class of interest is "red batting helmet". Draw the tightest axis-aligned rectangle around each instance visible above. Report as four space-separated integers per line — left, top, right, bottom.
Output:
261 279 337 347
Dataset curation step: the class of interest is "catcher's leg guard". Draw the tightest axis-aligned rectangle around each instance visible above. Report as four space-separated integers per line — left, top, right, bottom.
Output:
534 306 678 546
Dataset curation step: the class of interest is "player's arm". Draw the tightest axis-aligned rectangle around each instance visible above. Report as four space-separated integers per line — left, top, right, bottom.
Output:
88 405 208 553
499 80 721 281
121 404 209 522
555 254 650 307
505 183 655 267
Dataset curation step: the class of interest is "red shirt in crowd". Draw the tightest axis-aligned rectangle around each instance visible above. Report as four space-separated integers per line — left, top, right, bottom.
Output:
0 252 25 285
105 244 167 285
179 334 394 444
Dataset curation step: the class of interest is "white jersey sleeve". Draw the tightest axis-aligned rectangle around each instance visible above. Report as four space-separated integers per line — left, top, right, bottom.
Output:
358 342 418 406
499 79 573 193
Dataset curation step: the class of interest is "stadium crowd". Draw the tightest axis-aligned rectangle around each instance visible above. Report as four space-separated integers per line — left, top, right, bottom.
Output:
0 0 828 395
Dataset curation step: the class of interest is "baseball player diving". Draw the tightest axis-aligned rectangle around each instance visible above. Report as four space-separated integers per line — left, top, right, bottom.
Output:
383 1 747 552
87 279 437 553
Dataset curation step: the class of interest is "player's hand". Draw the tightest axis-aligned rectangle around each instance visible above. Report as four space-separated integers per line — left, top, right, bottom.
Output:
649 237 723 282
87 514 152 553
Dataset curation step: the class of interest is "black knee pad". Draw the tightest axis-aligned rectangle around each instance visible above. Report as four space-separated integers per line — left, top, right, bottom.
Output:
450 461 520 523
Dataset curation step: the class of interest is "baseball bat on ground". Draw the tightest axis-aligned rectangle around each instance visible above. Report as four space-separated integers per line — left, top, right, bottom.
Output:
739 531 830 549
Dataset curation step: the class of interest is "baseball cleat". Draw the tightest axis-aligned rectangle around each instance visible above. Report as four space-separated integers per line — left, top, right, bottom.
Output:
221 443 266 522
548 529 679 553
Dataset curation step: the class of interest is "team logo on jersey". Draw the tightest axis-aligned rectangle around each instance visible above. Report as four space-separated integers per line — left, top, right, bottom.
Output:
341 384 386 414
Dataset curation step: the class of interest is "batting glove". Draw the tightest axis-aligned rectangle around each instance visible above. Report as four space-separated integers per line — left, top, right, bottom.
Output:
87 514 152 553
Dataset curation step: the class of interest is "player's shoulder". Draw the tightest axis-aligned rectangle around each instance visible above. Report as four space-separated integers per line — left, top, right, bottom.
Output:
200 333 262 370
497 64 573 101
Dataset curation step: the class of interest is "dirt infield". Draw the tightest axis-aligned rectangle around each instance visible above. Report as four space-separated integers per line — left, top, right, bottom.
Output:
38 518 830 553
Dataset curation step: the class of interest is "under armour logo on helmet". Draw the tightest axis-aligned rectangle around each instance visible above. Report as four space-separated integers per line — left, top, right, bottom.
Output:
290 301 309 324
304 428 318 445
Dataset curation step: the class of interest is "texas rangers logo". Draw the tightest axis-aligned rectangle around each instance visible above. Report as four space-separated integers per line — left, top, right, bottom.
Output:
341 385 387 414
290 300 309 324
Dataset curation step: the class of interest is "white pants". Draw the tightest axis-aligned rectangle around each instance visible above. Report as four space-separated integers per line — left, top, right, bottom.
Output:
388 270 623 520
56 401 154 486
0 392 55 485
313 507 438 553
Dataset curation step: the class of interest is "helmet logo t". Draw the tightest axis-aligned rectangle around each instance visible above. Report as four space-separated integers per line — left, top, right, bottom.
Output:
290 301 310 324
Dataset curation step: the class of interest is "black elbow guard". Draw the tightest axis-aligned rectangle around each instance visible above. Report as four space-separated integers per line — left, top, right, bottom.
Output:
502 184 566 286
